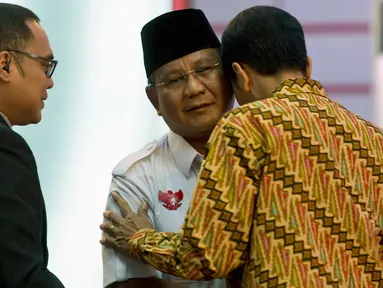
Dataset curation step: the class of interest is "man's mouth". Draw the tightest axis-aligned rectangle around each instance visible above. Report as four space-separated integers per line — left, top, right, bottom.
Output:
186 103 213 112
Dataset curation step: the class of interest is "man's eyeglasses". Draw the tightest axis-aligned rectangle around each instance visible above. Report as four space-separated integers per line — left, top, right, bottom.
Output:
7 50 58 78
153 62 221 90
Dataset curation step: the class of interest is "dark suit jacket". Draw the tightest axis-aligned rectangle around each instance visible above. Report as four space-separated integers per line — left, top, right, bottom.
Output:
0 116 64 288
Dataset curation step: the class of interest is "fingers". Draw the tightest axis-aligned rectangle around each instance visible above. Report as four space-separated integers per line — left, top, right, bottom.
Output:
103 210 124 226
100 236 118 248
100 236 129 257
99 223 119 236
111 191 132 217
137 201 149 217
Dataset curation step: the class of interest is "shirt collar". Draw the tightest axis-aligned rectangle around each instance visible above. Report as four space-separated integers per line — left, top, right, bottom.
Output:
272 78 328 99
0 112 11 127
168 131 203 179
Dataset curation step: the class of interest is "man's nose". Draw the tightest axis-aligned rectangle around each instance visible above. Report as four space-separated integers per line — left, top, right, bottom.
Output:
46 77 54 89
184 73 205 97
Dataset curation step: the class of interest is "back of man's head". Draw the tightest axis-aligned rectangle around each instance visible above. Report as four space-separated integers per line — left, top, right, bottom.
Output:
0 3 40 52
222 6 307 80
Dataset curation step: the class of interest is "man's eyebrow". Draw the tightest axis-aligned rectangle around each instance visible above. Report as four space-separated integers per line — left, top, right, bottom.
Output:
160 67 183 76
193 57 219 65
158 55 220 77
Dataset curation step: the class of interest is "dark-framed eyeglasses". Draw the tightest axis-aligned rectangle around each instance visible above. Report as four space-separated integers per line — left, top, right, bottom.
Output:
7 49 58 78
153 62 221 90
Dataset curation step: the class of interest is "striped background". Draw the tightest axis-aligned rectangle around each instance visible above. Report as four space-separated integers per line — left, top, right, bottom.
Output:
173 0 374 121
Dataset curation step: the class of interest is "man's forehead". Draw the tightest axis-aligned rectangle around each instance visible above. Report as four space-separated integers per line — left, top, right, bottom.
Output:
159 48 220 72
25 20 53 57
25 20 44 39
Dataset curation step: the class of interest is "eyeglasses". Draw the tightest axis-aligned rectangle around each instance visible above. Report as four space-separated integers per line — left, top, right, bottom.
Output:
7 49 58 78
154 62 221 90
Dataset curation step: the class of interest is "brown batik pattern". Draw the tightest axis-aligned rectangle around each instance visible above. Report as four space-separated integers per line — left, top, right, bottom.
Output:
127 78 383 288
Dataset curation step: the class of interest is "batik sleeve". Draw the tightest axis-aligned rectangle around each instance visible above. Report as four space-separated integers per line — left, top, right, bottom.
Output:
126 116 266 280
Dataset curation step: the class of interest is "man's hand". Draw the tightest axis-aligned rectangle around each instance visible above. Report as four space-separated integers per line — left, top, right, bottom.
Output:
100 191 153 254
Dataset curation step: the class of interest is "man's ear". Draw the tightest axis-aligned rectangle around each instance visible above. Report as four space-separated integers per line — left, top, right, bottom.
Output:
145 86 161 116
232 62 250 92
305 56 312 79
0 52 12 82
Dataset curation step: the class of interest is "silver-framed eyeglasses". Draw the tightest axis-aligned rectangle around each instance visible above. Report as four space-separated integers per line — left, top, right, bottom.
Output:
154 62 220 89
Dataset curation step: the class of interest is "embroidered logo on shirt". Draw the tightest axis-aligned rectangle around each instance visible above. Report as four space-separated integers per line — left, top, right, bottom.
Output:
158 189 183 211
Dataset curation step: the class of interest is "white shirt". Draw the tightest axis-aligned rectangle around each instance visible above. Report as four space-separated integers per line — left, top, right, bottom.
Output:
102 131 226 288
0 112 11 127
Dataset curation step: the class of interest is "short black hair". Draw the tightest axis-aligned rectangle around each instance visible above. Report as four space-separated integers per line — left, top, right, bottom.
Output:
222 6 307 80
0 3 40 51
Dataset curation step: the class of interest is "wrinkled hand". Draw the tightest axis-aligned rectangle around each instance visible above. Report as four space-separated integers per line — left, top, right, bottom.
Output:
100 191 153 254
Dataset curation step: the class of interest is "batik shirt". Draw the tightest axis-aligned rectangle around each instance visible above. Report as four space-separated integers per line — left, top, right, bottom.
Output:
126 78 383 287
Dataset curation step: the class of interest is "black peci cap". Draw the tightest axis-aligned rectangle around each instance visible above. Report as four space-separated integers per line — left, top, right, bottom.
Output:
141 9 221 78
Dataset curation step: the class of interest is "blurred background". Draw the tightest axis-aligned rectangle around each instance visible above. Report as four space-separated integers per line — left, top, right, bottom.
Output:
2 0 381 287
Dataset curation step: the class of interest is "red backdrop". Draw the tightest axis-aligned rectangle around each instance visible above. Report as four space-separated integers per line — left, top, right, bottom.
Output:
173 0 189 10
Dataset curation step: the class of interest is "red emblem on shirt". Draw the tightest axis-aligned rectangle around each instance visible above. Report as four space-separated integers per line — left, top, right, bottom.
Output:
158 189 183 211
